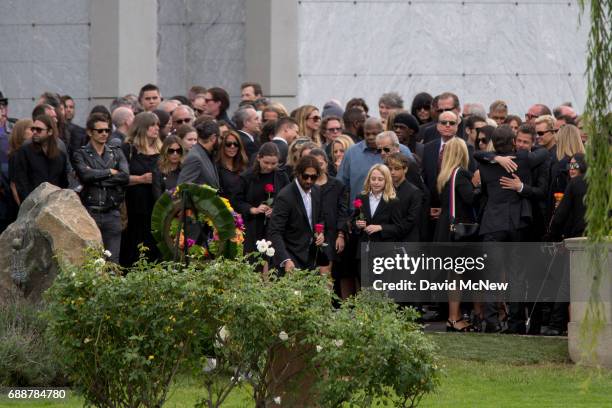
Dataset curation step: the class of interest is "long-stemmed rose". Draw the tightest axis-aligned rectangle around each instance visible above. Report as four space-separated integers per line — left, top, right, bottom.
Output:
353 198 365 220
264 183 275 206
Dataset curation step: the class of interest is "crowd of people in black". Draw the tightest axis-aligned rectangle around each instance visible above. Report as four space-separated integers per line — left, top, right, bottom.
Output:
0 84 591 336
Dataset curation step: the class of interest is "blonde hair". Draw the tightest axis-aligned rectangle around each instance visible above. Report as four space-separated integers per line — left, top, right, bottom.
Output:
534 114 556 130
556 124 585 160
295 105 321 145
287 137 311 167
126 112 162 154
437 138 469 193
332 134 354 152
362 164 396 202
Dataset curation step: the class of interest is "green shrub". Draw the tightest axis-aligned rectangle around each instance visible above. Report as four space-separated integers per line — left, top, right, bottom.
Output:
0 294 66 387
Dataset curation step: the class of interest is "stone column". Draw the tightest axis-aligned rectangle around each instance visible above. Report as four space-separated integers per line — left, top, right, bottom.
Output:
90 0 158 106
245 0 298 110
566 237 612 368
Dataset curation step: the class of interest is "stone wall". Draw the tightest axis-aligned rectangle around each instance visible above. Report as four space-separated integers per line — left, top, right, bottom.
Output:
297 0 589 115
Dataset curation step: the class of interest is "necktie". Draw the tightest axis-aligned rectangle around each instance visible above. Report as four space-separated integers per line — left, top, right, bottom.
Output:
438 143 445 171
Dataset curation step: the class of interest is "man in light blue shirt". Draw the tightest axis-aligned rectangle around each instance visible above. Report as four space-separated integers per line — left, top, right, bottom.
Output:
337 117 412 207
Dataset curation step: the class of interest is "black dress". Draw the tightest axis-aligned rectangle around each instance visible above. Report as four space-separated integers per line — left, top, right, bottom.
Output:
218 164 243 207
319 177 349 262
434 168 478 242
234 169 290 254
120 144 160 266
152 166 180 201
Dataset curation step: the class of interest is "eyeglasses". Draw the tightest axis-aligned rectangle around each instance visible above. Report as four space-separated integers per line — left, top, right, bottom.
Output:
568 162 580 170
308 115 321 122
326 127 342 133
376 147 393 153
225 142 239 148
30 126 48 133
92 128 111 134
436 107 455 114
416 106 430 111
536 129 556 136
301 173 318 181
439 120 457 126
174 118 192 125
167 148 183 155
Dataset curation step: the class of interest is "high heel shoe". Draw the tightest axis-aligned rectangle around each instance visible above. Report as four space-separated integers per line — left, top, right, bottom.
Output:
446 318 475 332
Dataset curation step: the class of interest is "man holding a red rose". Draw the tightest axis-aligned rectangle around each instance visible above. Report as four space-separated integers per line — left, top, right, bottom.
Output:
268 155 327 273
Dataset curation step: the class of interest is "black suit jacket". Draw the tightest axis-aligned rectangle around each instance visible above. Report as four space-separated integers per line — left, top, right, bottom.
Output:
395 180 423 242
271 138 289 165
268 182 323 269
476 149 547 235
237 130 259 161
351 193 403 254
421 120 467 144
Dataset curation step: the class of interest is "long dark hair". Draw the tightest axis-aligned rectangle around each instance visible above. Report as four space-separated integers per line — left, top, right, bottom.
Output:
32 114 60 159
251 142 280 174
216 130 248 173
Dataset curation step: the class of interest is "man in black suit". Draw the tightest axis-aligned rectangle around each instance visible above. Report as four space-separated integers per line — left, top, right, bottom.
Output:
268 155 326 273
476 125 548 333
177 119 220 189
271 117 299 168
420 92 466 144
233 106 261 161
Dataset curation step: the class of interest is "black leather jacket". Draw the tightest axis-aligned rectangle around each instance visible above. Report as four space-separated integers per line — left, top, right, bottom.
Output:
73 142 129 211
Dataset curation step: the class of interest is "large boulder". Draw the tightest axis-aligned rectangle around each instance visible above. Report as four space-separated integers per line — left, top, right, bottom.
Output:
0 183 102 302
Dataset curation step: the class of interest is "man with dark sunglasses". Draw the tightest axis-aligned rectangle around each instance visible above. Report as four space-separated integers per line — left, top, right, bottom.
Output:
421 92 466 144
268 155 327 273
73 113 129 263
171 105 195 134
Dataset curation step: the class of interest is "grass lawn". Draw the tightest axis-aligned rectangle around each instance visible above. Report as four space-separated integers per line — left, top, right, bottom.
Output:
2 334 611 407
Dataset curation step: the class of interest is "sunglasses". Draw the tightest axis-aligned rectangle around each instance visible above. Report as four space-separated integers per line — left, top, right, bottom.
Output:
478 138 487 144
301 173 318 181
30 126 48 133
568 162 580 170
536 129 556 136
174 118 192 125
92 128 111 134
167 148 183 155
326 127 342 133
416 106 430 111
492 116 506 121
308 116 321 122
436 107 455 114
225 142 239 148
376 147 393 153
439 120 457 126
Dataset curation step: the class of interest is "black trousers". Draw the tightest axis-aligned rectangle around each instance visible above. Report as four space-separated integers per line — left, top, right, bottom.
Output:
89 209 122 263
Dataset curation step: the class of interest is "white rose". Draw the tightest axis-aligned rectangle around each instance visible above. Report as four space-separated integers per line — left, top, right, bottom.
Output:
333 339 344 347
256 239 269 253
293 290 301 296
316 345 323 353
278 331 289 341
103 250 112 258
273 396 281 405
266 247 275 257
203 358 217 372
93 258 106 267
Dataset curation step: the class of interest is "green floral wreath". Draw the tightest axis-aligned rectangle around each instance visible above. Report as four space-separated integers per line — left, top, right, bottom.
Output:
151 183 242 260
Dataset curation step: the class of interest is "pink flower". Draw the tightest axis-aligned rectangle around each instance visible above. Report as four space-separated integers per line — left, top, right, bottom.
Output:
353 198 363 209
264 184 275 194
186 238 196 248
314 223 324 234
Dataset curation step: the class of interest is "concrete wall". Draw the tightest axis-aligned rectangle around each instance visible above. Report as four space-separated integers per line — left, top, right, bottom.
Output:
297 0 589 116
0 0 91 125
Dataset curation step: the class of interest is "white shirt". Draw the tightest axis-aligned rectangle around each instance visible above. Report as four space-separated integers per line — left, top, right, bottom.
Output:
369 192 382 217
272 135 288 144
242 130 254 143
296 179 312 227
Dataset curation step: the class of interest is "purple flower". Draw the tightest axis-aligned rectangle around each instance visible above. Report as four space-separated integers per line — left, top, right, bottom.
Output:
186 238 196 248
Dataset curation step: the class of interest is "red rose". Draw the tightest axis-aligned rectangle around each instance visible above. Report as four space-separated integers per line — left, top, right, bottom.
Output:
264 183 275 194
314 223 324 234
353 198 363 209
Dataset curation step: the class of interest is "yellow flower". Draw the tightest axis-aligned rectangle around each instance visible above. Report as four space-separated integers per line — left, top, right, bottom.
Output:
148 355 155 360
220 197 234 211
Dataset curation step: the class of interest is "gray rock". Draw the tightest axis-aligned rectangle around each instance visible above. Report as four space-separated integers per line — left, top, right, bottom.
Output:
0 183 102 302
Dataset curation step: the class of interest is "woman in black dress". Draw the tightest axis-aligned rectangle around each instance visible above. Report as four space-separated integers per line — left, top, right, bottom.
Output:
217 130 248 206
434 138 479 332
152 135 183 201
120 112 161 266
234 142 290 254
549 153 588 241
309 149 349 289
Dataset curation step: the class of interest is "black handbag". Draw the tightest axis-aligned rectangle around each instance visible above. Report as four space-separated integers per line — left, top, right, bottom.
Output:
449 167 479 241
